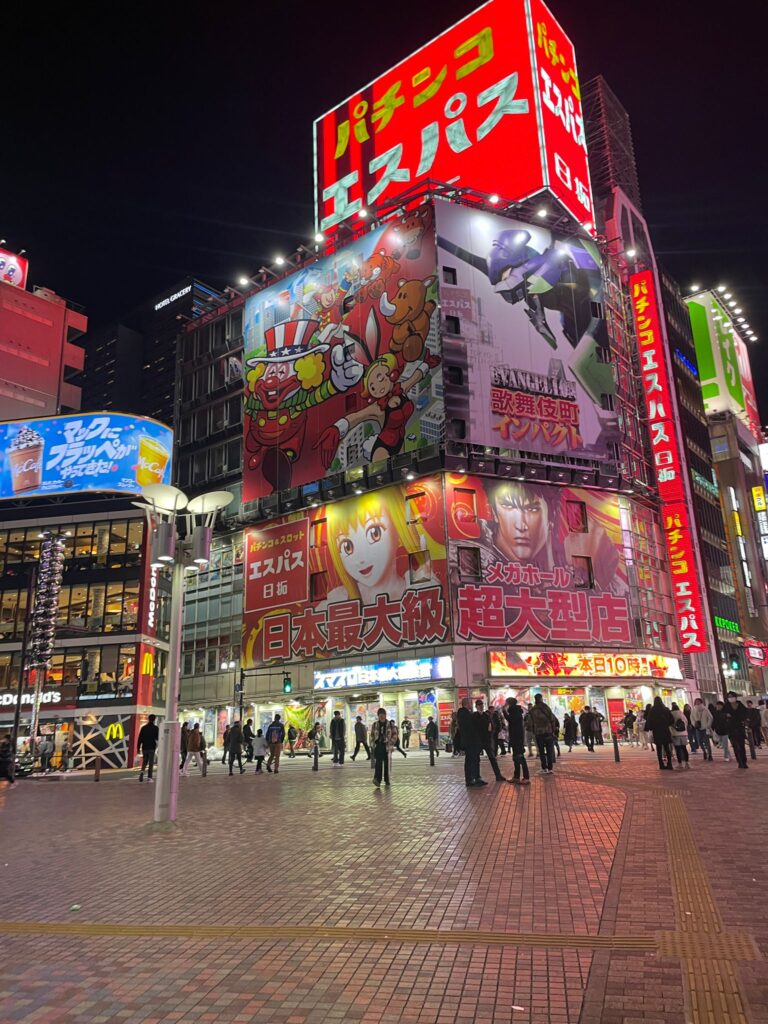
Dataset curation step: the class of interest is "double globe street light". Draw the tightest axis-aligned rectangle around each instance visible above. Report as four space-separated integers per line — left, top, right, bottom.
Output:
134 483 233 824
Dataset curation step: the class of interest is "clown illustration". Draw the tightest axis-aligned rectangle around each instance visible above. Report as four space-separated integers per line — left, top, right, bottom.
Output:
244 318 363 493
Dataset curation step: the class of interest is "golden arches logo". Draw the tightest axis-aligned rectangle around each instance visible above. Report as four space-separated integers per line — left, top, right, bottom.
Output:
141 651 154 676
105 722 125 742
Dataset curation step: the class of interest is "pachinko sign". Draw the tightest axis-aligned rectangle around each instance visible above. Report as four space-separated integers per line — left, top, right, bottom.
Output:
0 413 173 501
0 247 28 289
489 650 683 680
314 0 591 233
242 477 449 668
447 474 633 647
436 203 616 462
630 271 708 653
243 213 441 501
313 656 452 691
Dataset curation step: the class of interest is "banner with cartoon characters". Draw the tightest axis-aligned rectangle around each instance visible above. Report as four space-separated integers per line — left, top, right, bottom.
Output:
242 477 448 668
446 474 634 648
435 202 617 462
242 210 443 501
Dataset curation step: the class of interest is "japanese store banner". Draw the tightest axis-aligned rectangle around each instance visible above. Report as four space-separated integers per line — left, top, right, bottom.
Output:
630 271 708 653
243 215 442 501
242 477 449 668
0 247 28 289
0 413 173 501
436 203 617 461
313 0 591 232
447 474 633 647
489 650 683 679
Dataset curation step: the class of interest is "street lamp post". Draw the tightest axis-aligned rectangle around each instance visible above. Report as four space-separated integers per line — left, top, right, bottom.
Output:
221 659 242 724
135 484 233 824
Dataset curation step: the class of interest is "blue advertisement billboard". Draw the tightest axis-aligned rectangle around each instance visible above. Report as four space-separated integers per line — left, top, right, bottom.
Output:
0 413 173 501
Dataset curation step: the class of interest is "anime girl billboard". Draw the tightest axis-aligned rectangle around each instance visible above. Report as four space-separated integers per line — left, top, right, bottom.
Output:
242 208 443 501
242 477 449 668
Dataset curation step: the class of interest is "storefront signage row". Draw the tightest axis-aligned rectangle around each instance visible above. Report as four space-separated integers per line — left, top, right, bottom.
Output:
0 690 62 707
629 270 708 653
488 650 683 680
313 656 453 691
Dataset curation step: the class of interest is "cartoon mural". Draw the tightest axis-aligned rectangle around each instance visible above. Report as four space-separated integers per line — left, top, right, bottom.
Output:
242 211 442 501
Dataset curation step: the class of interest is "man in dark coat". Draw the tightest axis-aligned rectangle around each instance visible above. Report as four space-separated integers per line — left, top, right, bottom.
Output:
227 720 245 776
579 707 595 751
457 697 484 787
474 699 506 782
136 713 159 783
330 710 346 765
243 718 255 762
645 697 673 770
350 716 371 761
504 697 530 784
725 692 750 769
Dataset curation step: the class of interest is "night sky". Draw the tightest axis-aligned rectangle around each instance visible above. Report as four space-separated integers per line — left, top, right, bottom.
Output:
4 1 765 414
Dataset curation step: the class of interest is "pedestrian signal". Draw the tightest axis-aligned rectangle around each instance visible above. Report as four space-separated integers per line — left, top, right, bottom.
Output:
282 675 292 694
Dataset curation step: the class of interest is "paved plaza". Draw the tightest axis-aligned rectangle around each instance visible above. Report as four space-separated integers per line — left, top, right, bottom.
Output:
1 745 767 1024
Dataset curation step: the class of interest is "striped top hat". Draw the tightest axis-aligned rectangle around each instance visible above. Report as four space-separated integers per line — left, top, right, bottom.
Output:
246 318 326 366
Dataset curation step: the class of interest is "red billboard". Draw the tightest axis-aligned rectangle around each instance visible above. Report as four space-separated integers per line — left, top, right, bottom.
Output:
313 0 592 234
630 271 708 654
0 248 29 289
242 477 449 668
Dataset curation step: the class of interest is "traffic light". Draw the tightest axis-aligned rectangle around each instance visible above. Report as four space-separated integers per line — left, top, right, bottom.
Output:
282 674 292 694
730 656 740 672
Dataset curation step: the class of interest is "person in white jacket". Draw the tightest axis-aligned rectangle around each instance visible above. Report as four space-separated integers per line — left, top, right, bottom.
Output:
252 730 269 774
689 698 713 761
670 704 690 769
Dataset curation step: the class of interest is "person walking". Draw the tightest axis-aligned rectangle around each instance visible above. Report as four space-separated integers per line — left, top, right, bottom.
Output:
227 720 245 776
60 736 72 773
350 716 371 761
243 718 255 762
330 711 346 765
711 701 730 761
491 706 507 757
724 692 749 769
450 710 461 757
425 716 439 765
529 693 557 774
39 735 54 772
745 701 762 751
504 697 530 785
592 708 605 746
286 724 298 757
457 697 485 787
689 698 713 761
179 722 189 772
391 720 408 757
252 729 268 773
401 717 413 750
221 724 231 764
670 704 690 769
622 709 637 745
474 699 507 782
563 711 578 752
636 707 648 749
265 714 285 773
646 696 673 770
579 707 595 752
200 732 208 777
524 704 535 757
682 703 699 753
370 708 397 787
183 723 205 776
136 713 159 782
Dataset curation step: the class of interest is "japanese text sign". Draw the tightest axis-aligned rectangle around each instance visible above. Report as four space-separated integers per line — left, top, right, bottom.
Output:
313 656 453 691
314 0 591 233
489 649 683 679
662 503 708 653
245 519 310 613
0 413 173 501
0 247 28 289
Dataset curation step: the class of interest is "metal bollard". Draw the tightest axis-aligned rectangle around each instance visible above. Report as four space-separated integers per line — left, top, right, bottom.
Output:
94 756 101 781
312 743 319 771
612 734 621 763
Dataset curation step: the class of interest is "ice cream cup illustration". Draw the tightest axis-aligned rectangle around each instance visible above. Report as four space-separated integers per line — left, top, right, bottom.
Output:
136 435 170 486
9 425 44 494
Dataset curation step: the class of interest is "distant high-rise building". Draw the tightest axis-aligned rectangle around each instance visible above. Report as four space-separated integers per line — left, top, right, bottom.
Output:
583 76 643 213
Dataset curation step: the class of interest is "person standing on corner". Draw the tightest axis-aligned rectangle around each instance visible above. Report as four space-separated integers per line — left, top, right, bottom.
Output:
182 723 205 776
745 700 762 752
670 703 690 769
243 718 255 762
401 717 413 750
529 693 557 774
425 716 439 766
227 720 245 775
579 706 595 752
450 710 461 757
645 697 673 770
711 701 730 761
252 728 268 773
179 722 189 772
563 710 578 752
760 700 768 747
524 704 535 757
350 716 371 761
330 710 346 766
689 698 713 761
592 708 606 746
491 704 508 757
286 723 298 758
221 724 231 765
265 713 286 773
725 692 749 769
474 698 506 782
458 697 485 787
370 707 396 787
504 697 530 785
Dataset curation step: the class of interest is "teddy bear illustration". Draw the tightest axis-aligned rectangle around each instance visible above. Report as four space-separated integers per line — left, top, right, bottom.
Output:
378 276 437 364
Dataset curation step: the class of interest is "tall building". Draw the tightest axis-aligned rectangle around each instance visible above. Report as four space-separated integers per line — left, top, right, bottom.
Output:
582 76 643 212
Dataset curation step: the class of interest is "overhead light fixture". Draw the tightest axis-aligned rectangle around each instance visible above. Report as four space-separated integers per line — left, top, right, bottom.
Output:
734 307 742 314
689 283 700 292
405 471 415 481
737 317 746 323
275 255 285 266
728 300 736 308
717 285 727 293
489 194 499 204
581 221 593 232
536 207 547 218
238 276 249 287
314 232 324 243
354 488 363 495
359 208 368 219
625 248 637 259
724 292 732 299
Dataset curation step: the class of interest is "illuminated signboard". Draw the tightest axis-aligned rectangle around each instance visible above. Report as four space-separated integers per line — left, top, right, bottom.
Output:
489 650 683 680
714 615 740 634
0 247 29 289
313 0 592 233
0 413 173 501
0 690 62 707
752 486 766 513
313 656 453 691
154 284 192 312
746 641 768 668
630 271 708 653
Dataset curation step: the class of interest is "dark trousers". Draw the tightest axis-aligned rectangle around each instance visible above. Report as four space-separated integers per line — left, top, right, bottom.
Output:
228 750 243 774
595 730 604 745
731 731 748 768
481 743 503 780
373 744 390 784
674 744 689 764
245 740 254 762
655 739 672 768
582 732 594 751
493 734 507 756
512 749 529 780
255 755 264 772
696 728 712 759
535 734 555 771
221 746 229 764
464 744 481 785
352 740 371 760
403 733 411 748
428 738 438 765
179 750 187 769
332 739 345 764
139 746 156 780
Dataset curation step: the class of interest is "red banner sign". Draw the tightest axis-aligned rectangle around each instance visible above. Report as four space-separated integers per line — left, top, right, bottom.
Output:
630 270 708 653
245 518 310 614
313 0 591 234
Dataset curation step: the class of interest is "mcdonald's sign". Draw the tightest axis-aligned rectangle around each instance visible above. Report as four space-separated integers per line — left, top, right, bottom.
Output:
141 650 155 677
105 722 125 742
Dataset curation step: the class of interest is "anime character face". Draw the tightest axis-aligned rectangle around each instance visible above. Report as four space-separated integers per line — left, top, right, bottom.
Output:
492 483 549 562
365 361 394 400
334 506 396 591
253 360 300 411
317 286 337 310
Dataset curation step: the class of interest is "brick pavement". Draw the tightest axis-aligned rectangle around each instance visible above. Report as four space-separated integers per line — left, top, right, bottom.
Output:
0 744 766 1023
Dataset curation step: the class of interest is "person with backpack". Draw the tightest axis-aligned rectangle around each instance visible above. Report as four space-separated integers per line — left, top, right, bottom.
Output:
622 709 637 745
252 729 269 773
504 697 530 785
529 693 557 774
645 696 673 770
711 701 730 761
670 703 690 769
265 714 285 774
286 724 298 757
350 716 371 761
